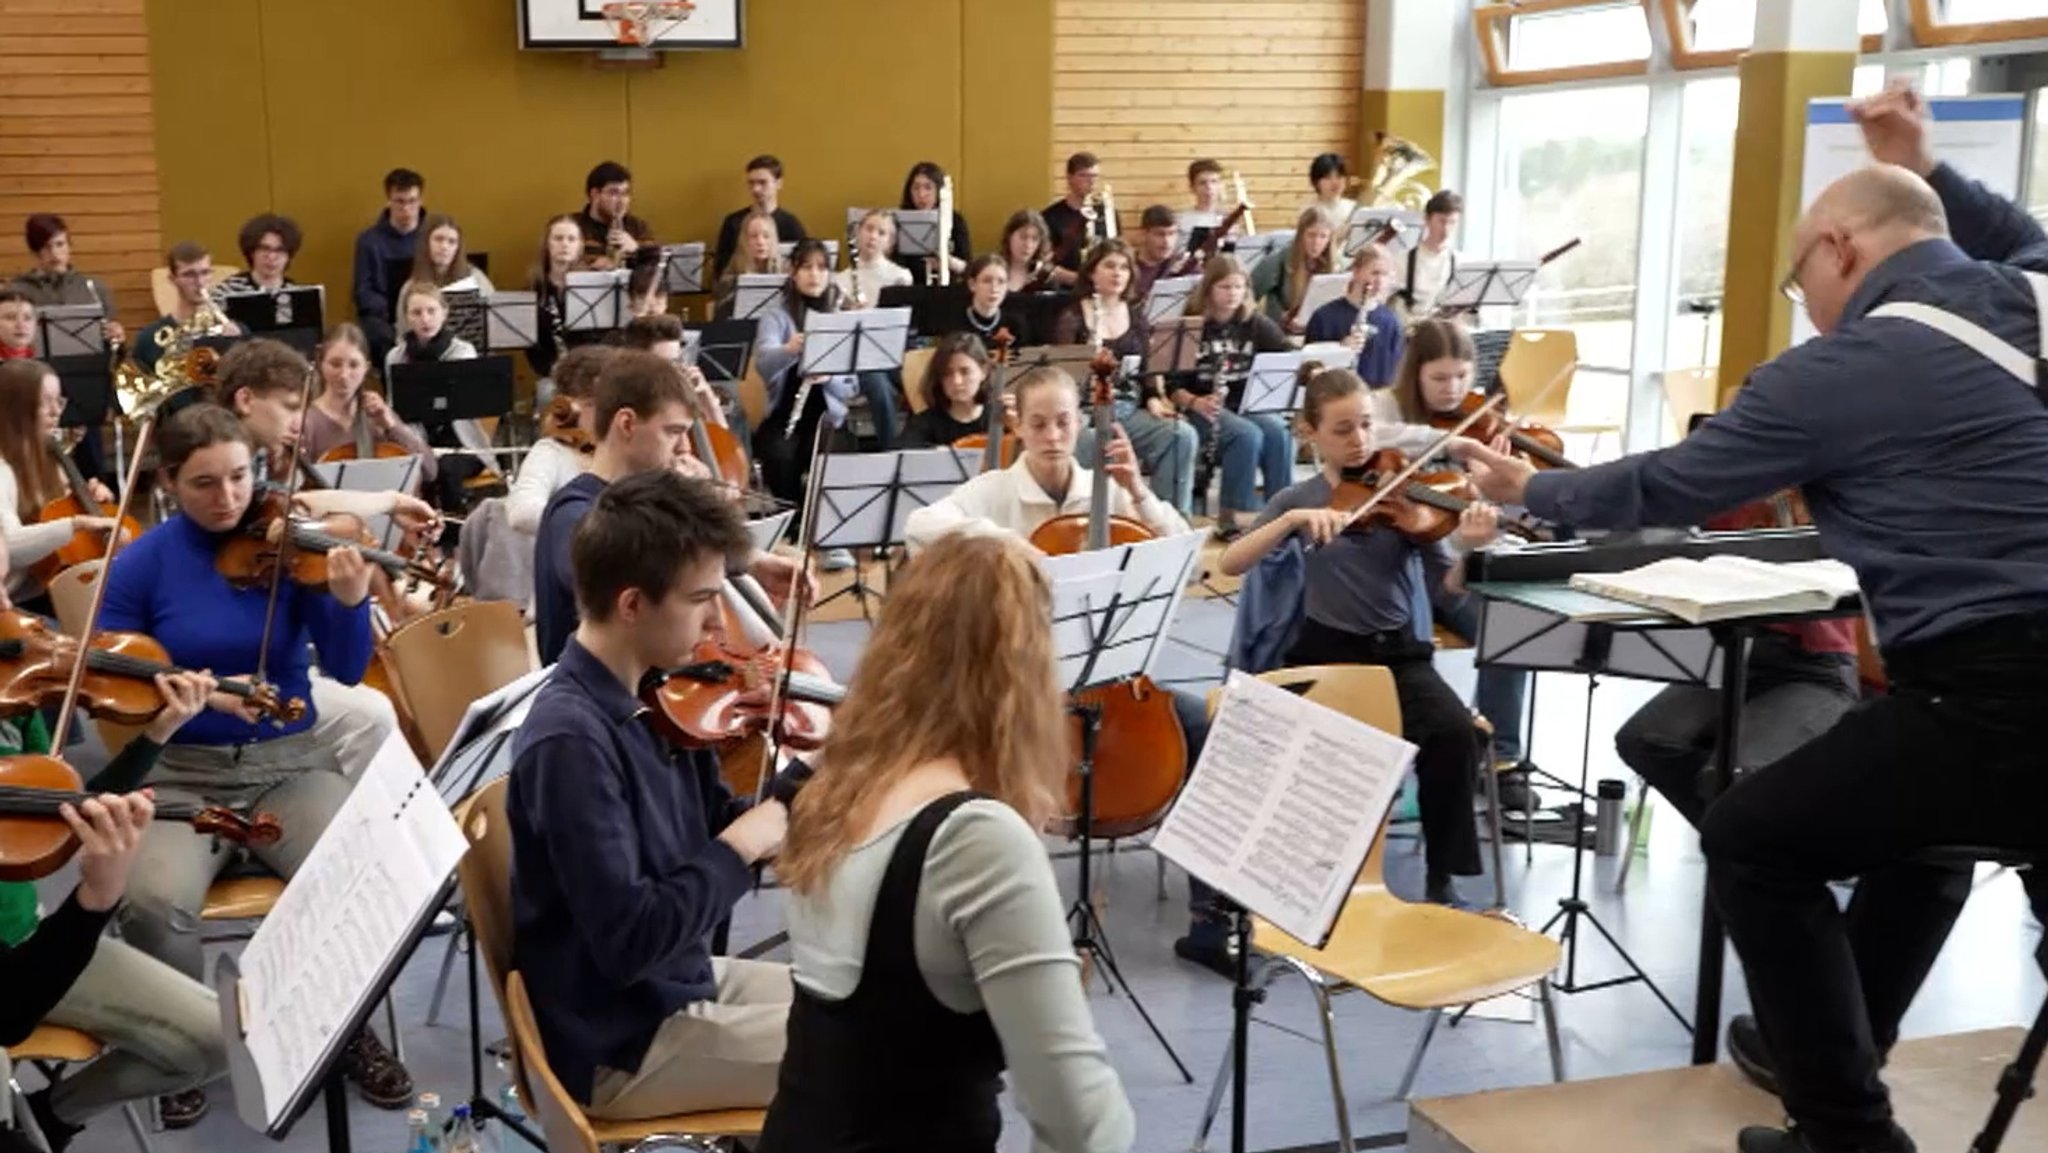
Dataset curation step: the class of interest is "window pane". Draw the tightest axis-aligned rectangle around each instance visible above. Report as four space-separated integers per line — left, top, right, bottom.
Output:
1666 78 1739 398
1947 0 2048 23
1508 3 1651 71
1495 85 1649 426
1691 0 1756 52
1856 58 1973 98
1862 0 1890 35
1854 63 1887 96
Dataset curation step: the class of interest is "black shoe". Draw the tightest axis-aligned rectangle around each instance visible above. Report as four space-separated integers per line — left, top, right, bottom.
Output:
342 1027 415 1109
1737 1123 1915 1153
1173 933 1238 980
1426 872 1471 908
1495 761 1536 813
1728 1014 1781 1098
26 1088 83 1152
157 1087 210 1130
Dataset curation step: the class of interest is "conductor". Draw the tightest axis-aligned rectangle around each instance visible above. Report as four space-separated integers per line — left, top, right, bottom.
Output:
1454 83 2048 1153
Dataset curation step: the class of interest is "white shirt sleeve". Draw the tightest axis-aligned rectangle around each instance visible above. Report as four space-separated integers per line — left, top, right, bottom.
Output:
904 471 1024 554
506 438 581 535
0 459 74 571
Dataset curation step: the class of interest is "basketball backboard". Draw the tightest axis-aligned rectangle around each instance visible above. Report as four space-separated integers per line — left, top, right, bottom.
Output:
517 0 741 49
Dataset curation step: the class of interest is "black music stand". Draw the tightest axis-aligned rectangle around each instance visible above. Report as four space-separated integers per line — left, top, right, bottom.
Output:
877 283 967 339
46 354 113 430
222 287 325 356
1146 316 1204 387
389 357 517 424
34 304 106 359
1437 260 1541 319
1044 533 1205 1083
1238 351 1305 419
808 447 974 619
1343 209 1422 260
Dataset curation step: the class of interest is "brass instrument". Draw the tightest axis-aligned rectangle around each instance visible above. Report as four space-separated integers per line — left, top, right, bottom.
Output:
1364 132 1437 213
117 294 232 419
934 175 955 287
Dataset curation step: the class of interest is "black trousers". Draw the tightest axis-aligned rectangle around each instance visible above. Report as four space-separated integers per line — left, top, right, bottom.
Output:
1700 611 2048 1147
1287 618 1483 879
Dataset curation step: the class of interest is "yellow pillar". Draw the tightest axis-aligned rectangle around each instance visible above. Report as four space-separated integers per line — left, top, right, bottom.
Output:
1359 0 1450 188
1717 1 1861 405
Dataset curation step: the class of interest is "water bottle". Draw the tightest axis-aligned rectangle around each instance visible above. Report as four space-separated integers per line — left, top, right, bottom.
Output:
445 1105 482 1153
403 1109 434 1153
1594 778 1627 857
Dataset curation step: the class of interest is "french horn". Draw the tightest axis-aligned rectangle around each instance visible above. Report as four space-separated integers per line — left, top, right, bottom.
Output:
1365 131 1438 213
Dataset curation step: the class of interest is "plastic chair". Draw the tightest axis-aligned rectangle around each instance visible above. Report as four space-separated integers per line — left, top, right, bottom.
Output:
382 601 533 764
7 1026 155 1153
1659 366 1719 443
46 561 144 759
1191 665 1564 1153
454 782 766 1152
1497 328 1618 446
900 346 937 413
148 267 241 320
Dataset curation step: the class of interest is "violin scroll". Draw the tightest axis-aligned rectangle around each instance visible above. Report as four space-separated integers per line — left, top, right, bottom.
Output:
189 806 284 847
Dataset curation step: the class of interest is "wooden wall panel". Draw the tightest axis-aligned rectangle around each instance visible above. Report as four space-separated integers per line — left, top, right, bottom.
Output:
0 0 161 328
1051 0 1363 231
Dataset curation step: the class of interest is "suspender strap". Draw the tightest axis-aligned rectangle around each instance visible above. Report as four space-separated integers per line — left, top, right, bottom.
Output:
1865 269 2048 389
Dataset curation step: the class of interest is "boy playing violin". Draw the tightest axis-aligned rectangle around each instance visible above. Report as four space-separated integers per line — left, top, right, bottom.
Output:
509 468 792 1119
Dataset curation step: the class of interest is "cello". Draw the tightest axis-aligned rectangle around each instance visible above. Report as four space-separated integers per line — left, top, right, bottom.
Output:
1029 349 1187 840
955 329 1020 472
317 393 413 464
32 437 141 585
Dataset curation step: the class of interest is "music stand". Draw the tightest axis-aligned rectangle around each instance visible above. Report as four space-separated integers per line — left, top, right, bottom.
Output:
1020 343 1102 385
732 274 789 321
1438 261 1541 315
1238 351 1305 417
215 735 470 1152
1344 209 1423 259
661 242 706 295
892 209 941 261
797 306 911 379
221 286 326 355
1044 533 1204 1081
808 447 976 619
1292 273 1350 325
1227 229 1295 268
776 239 840 266
48 354 112 429
483 292 538 351
389 357 517 424
686 318 759 385
563 270 626 332
1145 316 1204 383
439 288 486 352
878 283 966 339
34 304 106 359
1144 275 1200 325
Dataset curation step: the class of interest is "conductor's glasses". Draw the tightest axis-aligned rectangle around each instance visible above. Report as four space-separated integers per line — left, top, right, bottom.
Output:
1779 233 1831 306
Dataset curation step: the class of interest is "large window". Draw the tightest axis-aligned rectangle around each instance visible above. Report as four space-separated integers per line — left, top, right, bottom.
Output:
1666 78 1740 379
1684 0 1889 51
1494 85 1650 391
1945 0 2048 23
1853 57 1975 95
1507 2 1651 71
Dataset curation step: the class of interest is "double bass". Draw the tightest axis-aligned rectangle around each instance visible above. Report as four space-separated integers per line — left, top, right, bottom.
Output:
1030 350 1187 840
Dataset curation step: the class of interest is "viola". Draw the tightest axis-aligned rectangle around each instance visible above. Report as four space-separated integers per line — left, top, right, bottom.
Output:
32 439 142 585
1329 449 1545 545
1027 348 1188 841
0 610 302 726
1429 392 1575 470
216 491 448 592
955 329 1020 474
541 395 594 456
0 754 281 881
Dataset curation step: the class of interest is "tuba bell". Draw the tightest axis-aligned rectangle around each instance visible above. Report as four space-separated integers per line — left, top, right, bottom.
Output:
1365 131 1438 213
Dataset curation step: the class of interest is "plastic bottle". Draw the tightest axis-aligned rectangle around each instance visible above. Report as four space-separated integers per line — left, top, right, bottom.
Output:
416 1092 445 1151
403 1109 434 1153
445 1105 482 1153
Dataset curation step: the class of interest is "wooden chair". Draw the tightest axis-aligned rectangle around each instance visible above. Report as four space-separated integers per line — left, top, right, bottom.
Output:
1497 327 1619 450
454 781 767 1152
148 266 241 319
900 346 937 414
46 560 144 759
1191 665 1564 1153
7 1026 155 1152
383 600 534 764
736 364 770 432
1659 366 1719 444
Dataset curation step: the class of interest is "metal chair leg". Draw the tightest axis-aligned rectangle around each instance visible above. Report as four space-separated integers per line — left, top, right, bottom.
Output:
1615 776 1652 894
1483 748 1507 910
1157 853 1168 902
121 1101 157 1153
426 922 466 1027
1395 1007 1445 1101
1539 979 1567 1083
1296 963 1357 1153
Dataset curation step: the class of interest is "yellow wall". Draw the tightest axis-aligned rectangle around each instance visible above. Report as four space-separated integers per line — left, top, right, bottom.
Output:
149 0 1053 312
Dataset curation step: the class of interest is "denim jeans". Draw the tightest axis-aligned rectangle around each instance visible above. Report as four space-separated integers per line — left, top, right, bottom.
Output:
42 938 226 1125
1431 590 1529 763
1184 409 1265 514
1076 400 1198 514
855 371 898 450
115 732 355 981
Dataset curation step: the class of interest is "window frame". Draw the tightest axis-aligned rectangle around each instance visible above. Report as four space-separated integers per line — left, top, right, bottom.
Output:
1908 0 2048 46
1473 0 1652 88
1655 0 1886 70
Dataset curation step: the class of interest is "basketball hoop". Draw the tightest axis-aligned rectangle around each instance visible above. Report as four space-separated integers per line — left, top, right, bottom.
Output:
600 0 694 48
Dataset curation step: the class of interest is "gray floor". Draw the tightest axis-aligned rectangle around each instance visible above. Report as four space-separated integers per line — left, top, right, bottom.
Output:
34 596 2047 1153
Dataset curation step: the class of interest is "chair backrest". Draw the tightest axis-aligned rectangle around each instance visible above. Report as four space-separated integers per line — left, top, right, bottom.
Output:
900 346 937 413
737 363 771 429
1659 366 1719 443
384 600 534 762
1231 666 1403 888
504 971 601 1153
46 560 144 757
454 779 516 1014
1497 328 1579 426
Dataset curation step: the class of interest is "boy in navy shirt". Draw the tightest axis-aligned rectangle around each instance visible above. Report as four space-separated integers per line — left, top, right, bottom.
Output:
510 469 792 1118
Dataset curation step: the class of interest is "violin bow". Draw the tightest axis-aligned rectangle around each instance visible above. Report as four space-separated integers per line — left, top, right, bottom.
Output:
749 408 835 803
247 361 323 703
48 396 168 746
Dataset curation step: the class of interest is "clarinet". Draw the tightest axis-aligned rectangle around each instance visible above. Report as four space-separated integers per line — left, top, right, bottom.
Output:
1198 340 1244 476
783 290 833 437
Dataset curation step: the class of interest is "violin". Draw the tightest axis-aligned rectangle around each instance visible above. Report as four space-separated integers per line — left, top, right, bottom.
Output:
642 640 845 752
541 395 594 456
1329 449 1544 545
680 373 752 495
956 329 1020 474
216 491 447 592
0 754 280 881
0 610 303 726
1028 349 1188 841
1428 392 1576 470
33 438 142 586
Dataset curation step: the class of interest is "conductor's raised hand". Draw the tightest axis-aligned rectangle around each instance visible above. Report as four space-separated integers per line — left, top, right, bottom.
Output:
1445 436 1535 506
326 545 373 607
1104 424 1145 498
1848 80 1935 177
67 792 154 912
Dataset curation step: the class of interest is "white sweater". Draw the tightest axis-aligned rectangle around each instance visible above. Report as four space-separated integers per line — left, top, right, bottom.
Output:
904 459 1189 554
0 457 82 600
834 258 913 304
505 436 587 535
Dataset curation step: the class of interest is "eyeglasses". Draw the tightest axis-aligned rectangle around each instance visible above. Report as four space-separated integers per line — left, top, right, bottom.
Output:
1779 235 1826 305
254 243 289 255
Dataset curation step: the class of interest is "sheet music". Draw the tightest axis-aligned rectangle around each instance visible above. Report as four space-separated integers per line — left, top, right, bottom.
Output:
485 291 538 350
235 735 467 1126
799 306 911 376
1240 351 1305 415
564 270 626 332
428 666 553 803
1293 273 1350 323
1152 671 1417 947
812 447 974 548
661 242 706 295
1042 532 1203 690
36 305 105 359
892 209 942 258
1144 275 1200 325
733 274 789 320
1438 261 1539 310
